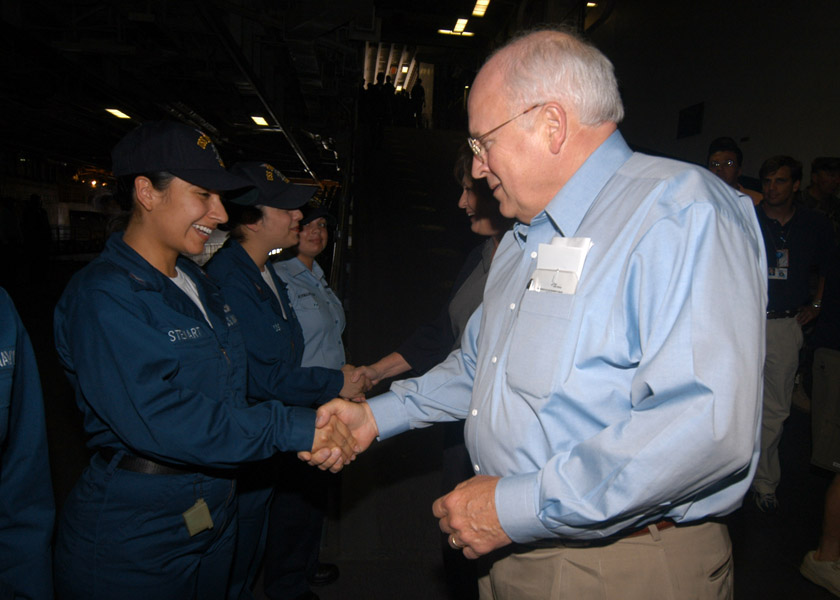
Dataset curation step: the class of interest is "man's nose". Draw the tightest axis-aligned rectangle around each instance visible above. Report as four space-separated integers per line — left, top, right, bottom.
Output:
472 155 488 180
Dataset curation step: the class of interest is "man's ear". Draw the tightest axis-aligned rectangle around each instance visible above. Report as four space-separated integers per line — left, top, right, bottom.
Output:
244 219 263 234
793 179 801 193
134 176 157 212
543 102 567 155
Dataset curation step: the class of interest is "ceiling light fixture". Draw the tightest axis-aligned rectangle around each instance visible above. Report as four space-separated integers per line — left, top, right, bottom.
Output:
251 116 269 126
472 0 490 17
438 29 474 36
401 65 409 74
105 108 131 119
454 18 468 33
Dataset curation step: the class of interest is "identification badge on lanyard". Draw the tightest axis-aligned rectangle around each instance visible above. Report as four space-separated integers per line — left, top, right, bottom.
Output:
769 249 789 280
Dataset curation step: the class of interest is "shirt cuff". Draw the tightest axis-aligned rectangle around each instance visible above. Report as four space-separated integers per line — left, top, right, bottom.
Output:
495 471 551 543
324 368 344 401
285 406 317 451
368 391 413 439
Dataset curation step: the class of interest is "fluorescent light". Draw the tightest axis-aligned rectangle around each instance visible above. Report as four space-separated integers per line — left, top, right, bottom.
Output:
438 29 474 36
401 65 409 74
438 29 453 34
587 2 597 6
473 0 490 17
105 108 131 119
251 116 269 126
454 18 468 33
396 85 403 92
462 31 474 37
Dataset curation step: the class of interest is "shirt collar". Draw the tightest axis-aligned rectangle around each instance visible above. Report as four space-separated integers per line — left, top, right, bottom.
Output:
534 130 632 240
283 257 310 277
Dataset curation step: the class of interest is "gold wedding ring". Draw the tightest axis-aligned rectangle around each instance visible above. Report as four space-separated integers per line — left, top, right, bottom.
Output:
450 534 464 549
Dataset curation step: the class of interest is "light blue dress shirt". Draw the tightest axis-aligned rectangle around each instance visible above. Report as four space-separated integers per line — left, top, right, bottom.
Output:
274 257 346 370
369 131 767 543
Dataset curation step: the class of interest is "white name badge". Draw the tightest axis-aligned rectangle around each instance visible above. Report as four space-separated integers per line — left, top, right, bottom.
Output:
528 236 593 294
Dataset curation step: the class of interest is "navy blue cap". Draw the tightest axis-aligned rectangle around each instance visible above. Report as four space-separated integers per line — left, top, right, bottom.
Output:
300 203 336 227
227 162 316 209
111 121 249 191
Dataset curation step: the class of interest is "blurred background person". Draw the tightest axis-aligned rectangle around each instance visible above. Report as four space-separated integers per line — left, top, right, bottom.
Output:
275 204 346 372
707 136 763 205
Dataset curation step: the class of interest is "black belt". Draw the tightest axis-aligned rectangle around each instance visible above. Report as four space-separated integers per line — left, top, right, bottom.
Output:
99 447 191 476
767 309 798 319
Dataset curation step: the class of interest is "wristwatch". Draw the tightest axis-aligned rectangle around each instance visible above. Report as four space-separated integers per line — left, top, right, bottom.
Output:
812 299 822 309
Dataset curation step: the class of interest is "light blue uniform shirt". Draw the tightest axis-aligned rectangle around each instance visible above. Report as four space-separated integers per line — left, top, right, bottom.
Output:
274 258 346 370
369 131 767 543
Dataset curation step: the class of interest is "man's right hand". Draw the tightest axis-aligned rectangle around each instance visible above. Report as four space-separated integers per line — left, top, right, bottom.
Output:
298 399 379 468
303 414 358 473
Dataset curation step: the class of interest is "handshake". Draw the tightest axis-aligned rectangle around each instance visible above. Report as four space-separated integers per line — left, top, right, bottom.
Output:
297 397 379 473
306 356 410 472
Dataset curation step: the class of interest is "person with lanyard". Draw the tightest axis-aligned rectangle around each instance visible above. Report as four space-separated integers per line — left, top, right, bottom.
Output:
0 287 54 600
205 162 369 600
52 121 357 600
751 155 835 513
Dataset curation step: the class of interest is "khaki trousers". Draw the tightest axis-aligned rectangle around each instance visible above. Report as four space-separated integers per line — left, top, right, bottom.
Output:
478 521 732 600
753 317 803 495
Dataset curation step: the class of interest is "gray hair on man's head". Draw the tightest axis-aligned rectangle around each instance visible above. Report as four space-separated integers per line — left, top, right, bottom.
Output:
490 26 624 127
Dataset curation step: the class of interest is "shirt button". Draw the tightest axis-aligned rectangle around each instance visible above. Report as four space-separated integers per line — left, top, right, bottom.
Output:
471 409 477 416
531 251 537 258
474 464 480 472
491 356 497 364
509 303 515 310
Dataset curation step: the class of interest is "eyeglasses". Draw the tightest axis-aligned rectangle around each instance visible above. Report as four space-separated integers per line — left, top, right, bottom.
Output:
467 104 544 163
709 159 737 168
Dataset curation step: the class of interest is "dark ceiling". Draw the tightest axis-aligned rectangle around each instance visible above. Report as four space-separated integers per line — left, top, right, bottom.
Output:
4 0 575 185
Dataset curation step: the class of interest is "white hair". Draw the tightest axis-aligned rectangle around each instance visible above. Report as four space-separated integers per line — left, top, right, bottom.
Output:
491 27 624 126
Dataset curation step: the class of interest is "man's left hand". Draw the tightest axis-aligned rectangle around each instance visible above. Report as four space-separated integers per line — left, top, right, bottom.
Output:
432 475 512 559
797 304 821 326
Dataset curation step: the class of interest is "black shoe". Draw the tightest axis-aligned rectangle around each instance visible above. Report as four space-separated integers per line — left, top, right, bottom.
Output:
308 562 340 587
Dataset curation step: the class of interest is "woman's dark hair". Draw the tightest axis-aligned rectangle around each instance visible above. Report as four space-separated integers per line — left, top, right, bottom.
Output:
453 144 516 233
219 201 263 242
109 171 176 232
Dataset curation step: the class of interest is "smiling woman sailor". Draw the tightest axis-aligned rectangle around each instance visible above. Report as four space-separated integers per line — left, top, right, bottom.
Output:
52 121 356 600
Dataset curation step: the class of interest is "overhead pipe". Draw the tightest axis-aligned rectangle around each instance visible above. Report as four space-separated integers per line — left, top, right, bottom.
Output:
198 2 321 185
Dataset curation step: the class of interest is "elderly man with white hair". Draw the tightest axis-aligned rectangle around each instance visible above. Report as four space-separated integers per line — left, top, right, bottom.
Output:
311 27 767 599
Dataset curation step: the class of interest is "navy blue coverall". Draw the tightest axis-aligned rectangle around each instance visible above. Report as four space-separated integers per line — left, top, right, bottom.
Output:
0 287 54 600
